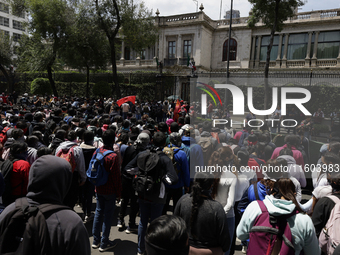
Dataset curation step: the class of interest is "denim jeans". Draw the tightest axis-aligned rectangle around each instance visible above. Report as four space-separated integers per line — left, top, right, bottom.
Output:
224 216 235 255
92 193 116 245
137 199 164 253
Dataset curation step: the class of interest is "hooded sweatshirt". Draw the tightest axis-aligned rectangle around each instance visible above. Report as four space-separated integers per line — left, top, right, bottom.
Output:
0 155 90 255
277 155 306 188
237 195 320 255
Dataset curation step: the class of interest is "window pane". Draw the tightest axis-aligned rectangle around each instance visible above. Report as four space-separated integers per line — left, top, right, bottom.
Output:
317 42 340 59
289 33 308 44
318 31 340 43
287 44 307 59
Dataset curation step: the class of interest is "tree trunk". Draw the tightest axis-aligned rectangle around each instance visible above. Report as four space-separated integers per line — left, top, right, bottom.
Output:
86 64 90 98
47 65 58 97
0 64 12 91
264 0 280 116
110 39 121 99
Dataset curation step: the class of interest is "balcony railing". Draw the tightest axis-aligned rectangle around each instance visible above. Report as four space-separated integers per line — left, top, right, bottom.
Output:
164 58 178 66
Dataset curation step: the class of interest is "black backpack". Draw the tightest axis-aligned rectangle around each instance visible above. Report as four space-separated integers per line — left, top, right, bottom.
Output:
132 149 163 196
0 159 19 206
0 197 70 255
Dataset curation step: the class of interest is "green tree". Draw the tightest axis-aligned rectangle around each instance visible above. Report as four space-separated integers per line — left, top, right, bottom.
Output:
61 3 110 98
11 0 76 97
120 0 158 55
248 0 304 111
0 32 14 90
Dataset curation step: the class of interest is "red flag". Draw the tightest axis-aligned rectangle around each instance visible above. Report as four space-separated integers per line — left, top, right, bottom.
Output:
116 96 136 107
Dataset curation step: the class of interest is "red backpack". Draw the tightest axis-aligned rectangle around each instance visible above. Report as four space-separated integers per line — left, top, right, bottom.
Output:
0 126 13 145
56 146 77 172
248 200 296 255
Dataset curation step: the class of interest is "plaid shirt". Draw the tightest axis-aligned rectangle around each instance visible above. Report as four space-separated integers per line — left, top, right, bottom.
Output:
95 146 122 197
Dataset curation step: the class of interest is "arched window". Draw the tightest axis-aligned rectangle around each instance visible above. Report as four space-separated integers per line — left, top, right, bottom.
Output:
222 39 237 61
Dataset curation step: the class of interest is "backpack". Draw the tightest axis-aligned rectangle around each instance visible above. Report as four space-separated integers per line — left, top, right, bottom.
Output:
0 159 19 206
0 126 12 145
86 148 114 186
238 130 249 148
56 146 77 172
248 200 296 255
132 149 163 195
319 195 340 255
163 145 180 174
0 197 70 255
197 137 214 166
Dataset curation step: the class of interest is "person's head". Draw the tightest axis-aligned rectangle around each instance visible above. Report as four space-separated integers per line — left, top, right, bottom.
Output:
12 128 24 141
284 135 300 148
169 132 181 147
55 129 66 141
237 149 249 167
145 215 189 255
321 152 340 174
102 129 116 147
158 122 168 133
37 147 53 157
134 132 150 150
328 172 340 193
26 155 73 204
328 141 340 156
9 142 28 161
279 148 293 157
170 122 179 133
83 130 95 144
153 132 166 147
270 178 303 212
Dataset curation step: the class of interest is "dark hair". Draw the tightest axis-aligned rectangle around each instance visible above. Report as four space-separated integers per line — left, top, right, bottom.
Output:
322 152 340 166
76 128 85 141
146 215 188 254
9 142 27 160
279 148 293 157
285 135 300 148
190 172 214 239
153 132 166 147
12 128 24 140
37 147 52 157
158 122 167 133
123 120 130 129
170 122 179 133
67 130 77 141
27 135 39 147
83 130 94 143
178 117 184 125
237 149 249 166
55 129 66 141
16 120 27 130
270 178 303 213
329 141 340 156
102 129 115 146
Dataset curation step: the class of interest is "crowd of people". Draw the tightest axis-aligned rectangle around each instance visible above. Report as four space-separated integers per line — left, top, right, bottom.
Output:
0 93 339 255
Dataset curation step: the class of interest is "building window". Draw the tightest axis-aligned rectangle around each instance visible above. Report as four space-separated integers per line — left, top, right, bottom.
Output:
0 29 9 36
0 16 9 27
183 40 192 58
222 39 237 61
13 33 22 42
124 47 130 60
14 11 25 19
13 20 25 31
0 2 9 14
287 33 310 60
140 49 146 60
317 31 340 59
168 41 176 59
259 35 280 61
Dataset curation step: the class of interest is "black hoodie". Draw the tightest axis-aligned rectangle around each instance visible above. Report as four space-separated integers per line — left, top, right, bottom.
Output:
0 155 90 255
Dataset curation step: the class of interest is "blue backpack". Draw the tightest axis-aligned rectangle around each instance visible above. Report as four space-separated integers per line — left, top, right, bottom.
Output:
86 148 114 186
238 130 249 148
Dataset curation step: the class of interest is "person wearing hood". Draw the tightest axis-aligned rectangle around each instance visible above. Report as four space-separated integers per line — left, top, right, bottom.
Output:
1 141 30 206
117 132 150 233
2 128 25 160
0 155 91 255
237 178 320 255
277 148 306 188
55 132 86 209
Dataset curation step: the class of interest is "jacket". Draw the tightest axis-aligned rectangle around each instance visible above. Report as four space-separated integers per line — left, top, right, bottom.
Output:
125 148 178 204
0 155 91 255
181 136 204 179
271 144 304 169
237 195 320 255
55 141 86 183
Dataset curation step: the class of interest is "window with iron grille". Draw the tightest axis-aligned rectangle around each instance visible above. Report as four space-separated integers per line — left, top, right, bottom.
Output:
0 16 9 27
13 20 25 31
0 3 9 14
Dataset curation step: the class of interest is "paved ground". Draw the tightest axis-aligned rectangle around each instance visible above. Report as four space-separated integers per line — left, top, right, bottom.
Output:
74 191 312 255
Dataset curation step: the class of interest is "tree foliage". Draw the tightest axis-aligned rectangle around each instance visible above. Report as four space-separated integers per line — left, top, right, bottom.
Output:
30 77 52 95
93 81 111 97
120 0 158 54
0 31 14 89
248 0 304 112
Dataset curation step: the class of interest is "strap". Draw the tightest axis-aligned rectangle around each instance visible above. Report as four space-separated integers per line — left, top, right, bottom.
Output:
257 200 267 213
254 182 260 201
327 195 340 204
